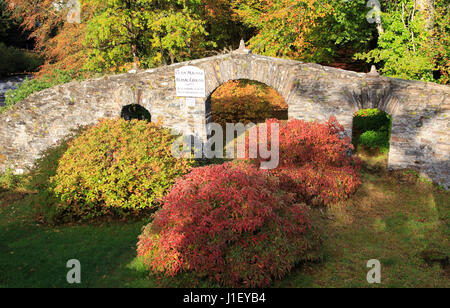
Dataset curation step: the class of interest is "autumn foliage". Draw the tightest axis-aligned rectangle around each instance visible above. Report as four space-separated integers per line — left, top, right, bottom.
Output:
248 117 361 206
137 117 358 286
234 0 331 61
211 80 288 126
50 118 193 220
4 0 96 76
137 162 320 287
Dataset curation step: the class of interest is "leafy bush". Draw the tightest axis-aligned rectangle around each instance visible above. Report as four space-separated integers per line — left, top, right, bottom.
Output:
0 43 43 78
248 117 361 206
211 80 288 126
359 130 390 153
24 136 74 225
137 162 321 287
0 168 21 190
353 108 391 153
50 118 193 221
353 108 391 132
275 164 361 206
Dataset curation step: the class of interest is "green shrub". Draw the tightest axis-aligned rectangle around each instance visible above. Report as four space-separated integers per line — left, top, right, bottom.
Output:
353 108 392 132
50 118 193 221
0 168 21 190
2 70 83 113
353 108 392 153
359 130 390 153
0 43 43 78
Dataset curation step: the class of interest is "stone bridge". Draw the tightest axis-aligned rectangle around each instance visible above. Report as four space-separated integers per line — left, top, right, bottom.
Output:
0 46 449 188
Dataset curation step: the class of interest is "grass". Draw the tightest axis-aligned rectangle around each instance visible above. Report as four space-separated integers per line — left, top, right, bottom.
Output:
275 167 449 288
0 146 449 288
1 70 85 114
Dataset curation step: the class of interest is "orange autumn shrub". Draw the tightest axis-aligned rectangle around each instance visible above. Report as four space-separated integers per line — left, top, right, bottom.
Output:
211 80 287 126
50 118 193 220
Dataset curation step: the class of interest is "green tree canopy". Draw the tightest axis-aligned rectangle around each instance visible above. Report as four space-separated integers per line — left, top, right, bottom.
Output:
84 0 215 72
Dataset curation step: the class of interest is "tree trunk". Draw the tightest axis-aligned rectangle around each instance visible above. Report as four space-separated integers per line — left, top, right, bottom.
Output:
132 43 138 70
376 23 384 36
417 0 435 30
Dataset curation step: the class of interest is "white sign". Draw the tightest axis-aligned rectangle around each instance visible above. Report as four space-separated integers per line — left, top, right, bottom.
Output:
175 66 206 98
186 97 196 107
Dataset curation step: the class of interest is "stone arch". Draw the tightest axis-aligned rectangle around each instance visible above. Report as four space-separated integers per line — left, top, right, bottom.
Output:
194 53 299 133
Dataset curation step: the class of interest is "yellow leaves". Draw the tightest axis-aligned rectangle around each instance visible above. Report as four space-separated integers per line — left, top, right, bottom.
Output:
236 0 333 60
50 118 194 220
211 80 288 126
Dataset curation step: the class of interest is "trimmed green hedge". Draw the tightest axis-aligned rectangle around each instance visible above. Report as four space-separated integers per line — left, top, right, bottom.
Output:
353 108 392 153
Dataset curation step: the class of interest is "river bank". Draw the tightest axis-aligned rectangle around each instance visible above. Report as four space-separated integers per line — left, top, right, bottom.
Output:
0 74 32 106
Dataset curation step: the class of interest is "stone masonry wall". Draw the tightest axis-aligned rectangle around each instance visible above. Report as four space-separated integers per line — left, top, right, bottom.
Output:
0 51 448 188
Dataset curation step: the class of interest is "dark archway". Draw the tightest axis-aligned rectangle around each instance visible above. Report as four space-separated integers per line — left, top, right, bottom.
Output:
120 104 151 122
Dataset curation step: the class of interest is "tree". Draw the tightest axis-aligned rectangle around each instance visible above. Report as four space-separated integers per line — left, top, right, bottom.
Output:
4 0 97 77
199 0 252 53
233 0 375 64
429 0 449 83
0 0 30 48
83 0 214 72
355 0 448 84
233 0 330 61
417 0 435 29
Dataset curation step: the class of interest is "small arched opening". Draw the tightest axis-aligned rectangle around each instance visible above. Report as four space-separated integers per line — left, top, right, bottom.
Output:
352 108 392 166
120 104 151 122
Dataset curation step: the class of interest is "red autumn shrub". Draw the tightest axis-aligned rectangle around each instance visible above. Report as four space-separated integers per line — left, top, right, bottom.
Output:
274 164 361 206
137 162 320 287
247 117 361 205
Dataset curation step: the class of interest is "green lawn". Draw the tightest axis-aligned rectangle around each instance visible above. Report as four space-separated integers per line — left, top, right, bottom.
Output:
0 154 448 288
276 167 449 288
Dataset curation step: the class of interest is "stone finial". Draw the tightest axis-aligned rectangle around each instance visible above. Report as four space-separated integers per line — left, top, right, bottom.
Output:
367 65 379 77
239 39 245 49
236 39 251 54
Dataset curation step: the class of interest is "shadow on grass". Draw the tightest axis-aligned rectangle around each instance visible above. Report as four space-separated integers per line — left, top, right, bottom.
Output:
274 160 449 288
0 214 146 287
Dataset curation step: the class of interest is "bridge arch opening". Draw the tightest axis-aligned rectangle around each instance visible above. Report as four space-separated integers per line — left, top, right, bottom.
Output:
202 79 288 158
208 79 288 128
352 108 392 165
120 104 151 122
